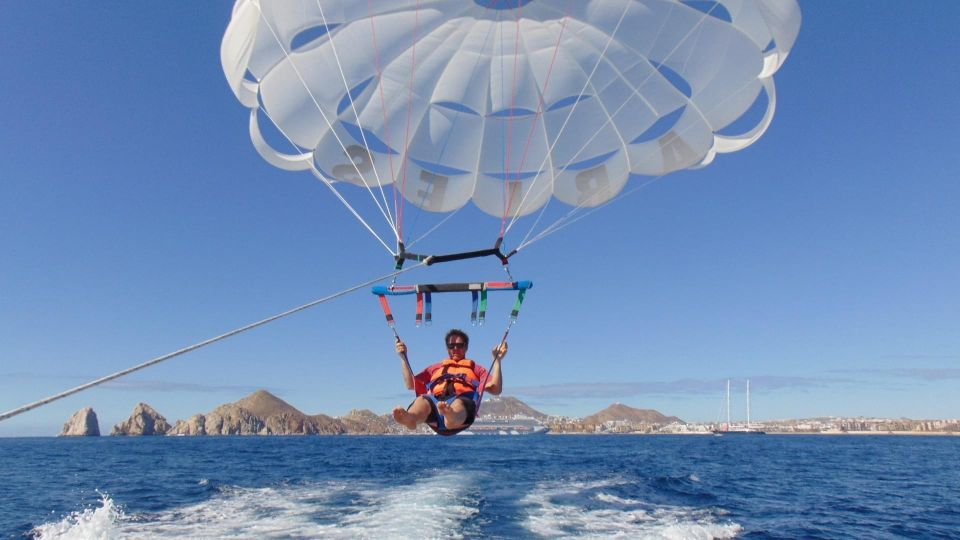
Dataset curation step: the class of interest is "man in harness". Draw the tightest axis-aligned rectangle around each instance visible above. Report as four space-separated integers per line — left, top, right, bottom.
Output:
392 329 507 435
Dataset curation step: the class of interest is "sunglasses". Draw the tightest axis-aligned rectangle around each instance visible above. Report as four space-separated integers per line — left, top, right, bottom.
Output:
446 342 467 350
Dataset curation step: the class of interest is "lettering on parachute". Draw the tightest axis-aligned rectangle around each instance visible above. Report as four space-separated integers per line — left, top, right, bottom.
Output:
417 169 449 211
332 145 374 183
575 164 610 206
659 131 698 172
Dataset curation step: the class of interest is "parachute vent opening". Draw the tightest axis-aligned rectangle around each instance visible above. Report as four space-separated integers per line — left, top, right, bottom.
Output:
290 24 338 52
680 1 733 23
341 122 397 155
337 77 375 115
652 63 693 99
489 108 538 119
717 86 770 137
255 106 309 155
631 107 685 144
434 102 480 116
242 69 257 83
562 150 619 172
475 0 534 10
547 95 592 112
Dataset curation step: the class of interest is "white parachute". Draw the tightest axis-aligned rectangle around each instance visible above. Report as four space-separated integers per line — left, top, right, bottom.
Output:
222 0 800 256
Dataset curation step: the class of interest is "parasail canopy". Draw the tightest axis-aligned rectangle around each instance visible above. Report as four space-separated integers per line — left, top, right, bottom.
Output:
222 0 801 256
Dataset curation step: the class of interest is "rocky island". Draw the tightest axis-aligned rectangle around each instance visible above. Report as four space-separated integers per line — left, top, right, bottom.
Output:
112 403 172 436
59 407 100 437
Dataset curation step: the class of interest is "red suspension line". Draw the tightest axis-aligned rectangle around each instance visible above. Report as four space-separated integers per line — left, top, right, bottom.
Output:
499 3 525 236
398 0 423 243
511 1 573 218
368 1 401 244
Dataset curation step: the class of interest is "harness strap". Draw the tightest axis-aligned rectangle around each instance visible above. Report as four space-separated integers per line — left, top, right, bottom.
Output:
415 292 424 326
376 294 395 328
510 287 527 321
422 391 479 436
470 291 479 324
426 372 480 394
479 288 488 325
424 292 432 326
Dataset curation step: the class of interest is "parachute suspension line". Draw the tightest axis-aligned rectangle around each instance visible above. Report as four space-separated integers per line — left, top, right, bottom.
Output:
397 0 424 244
0 262 429 423
499 3 525 238
399 8 500 249
503 1 632 237
480 285 528 406
500 0 572 232
367 1 402 246
254 4 399 242
258 105 396 256
405 204 465 250
507 1 724 244
314 0 396 234
518 174 666 252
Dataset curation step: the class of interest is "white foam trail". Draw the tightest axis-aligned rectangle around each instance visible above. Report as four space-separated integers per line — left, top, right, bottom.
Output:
596 493 643 505
337 471 480 538
32 472 480 539
32 493 122 540
520 478 741 539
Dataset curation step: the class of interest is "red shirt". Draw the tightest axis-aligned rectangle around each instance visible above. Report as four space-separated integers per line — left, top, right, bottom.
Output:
414 359 489 396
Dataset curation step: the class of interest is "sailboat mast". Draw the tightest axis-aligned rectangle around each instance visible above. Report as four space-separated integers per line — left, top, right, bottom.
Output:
747 379 751 429
726 379 731 429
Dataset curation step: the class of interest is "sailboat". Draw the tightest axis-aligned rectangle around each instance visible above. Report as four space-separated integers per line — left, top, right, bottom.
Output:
712 379 766 435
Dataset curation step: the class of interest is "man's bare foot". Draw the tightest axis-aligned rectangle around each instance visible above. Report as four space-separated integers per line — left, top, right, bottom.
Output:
436 401 462 429
392 406 417 430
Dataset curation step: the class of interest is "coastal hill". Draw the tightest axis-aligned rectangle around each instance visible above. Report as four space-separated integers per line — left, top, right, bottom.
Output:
167 390 364 436
478 395 549 421
582 403 683 426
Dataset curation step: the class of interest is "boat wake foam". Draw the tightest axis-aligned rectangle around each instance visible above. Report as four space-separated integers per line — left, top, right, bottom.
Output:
520 478 741 538
31 472 482 539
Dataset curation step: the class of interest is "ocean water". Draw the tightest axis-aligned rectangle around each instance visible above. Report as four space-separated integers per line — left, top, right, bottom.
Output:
2 435 959 539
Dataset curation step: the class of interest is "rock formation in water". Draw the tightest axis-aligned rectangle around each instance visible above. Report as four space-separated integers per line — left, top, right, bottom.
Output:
59 407 101 436
111 403 171 436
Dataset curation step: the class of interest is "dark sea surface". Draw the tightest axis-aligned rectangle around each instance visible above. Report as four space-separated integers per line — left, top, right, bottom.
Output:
2 434 959 538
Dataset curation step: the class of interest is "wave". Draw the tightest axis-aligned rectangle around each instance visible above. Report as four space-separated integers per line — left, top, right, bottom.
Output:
31 472 482 539
519 478 741 538
32 493 122 540
32 472 739 538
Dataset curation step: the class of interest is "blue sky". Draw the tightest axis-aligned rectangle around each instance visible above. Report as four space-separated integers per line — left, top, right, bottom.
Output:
2 2 958 436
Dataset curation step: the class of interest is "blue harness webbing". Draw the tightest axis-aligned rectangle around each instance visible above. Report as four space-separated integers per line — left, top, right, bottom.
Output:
423 372 481 436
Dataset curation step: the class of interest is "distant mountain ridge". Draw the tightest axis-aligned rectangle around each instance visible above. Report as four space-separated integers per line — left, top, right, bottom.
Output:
478 395 549 421
164 390 395 436
581 403 683 425
89 391 686 436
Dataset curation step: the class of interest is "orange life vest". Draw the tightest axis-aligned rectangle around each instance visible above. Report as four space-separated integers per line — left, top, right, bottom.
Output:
428 358 481 397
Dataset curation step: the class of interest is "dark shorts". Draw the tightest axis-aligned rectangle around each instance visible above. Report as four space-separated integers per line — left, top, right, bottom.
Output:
410 393 477 434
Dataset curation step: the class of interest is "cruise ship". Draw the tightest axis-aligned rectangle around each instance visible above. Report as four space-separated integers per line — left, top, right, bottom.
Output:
463 415 550 436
